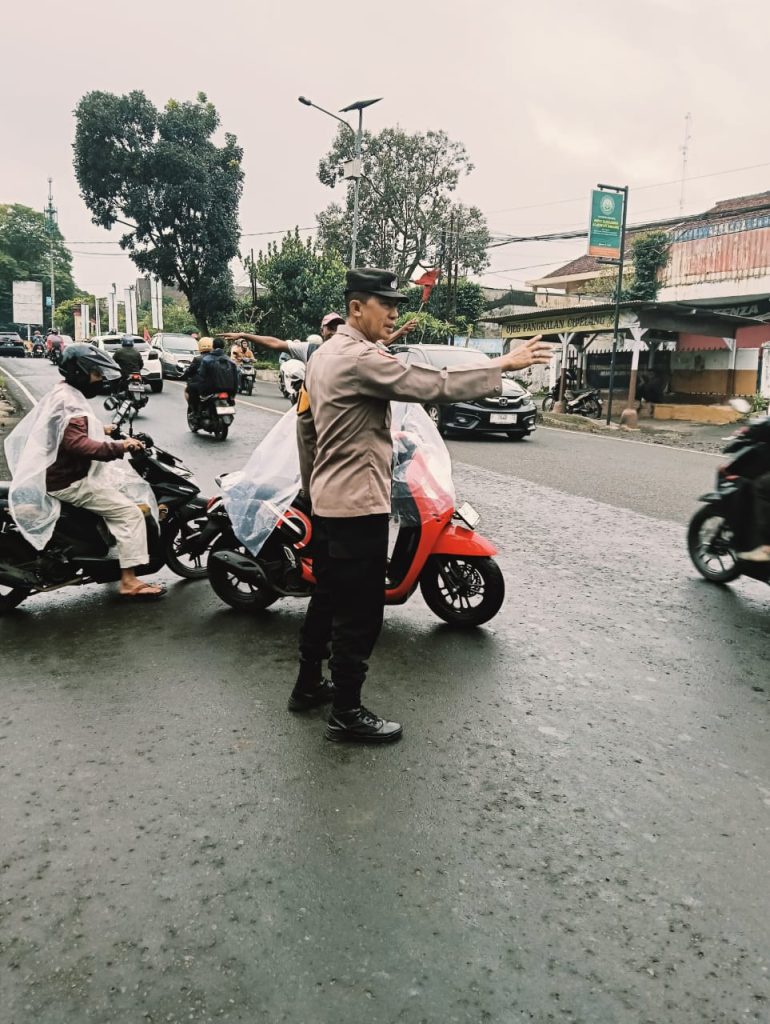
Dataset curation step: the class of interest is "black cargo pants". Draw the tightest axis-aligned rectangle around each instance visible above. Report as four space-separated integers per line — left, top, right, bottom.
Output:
299 514 389 711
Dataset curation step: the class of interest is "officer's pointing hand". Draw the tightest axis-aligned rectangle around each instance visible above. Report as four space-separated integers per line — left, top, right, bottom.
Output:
499 335 554 372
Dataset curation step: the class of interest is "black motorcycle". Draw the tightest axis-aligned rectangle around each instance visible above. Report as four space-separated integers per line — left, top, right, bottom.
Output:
105 372 148 413
542 381 602 418
687 418 770 587
32 342 45 358
187 391 236 441
48 346 63 366
0 402 218 613
237 359 256 396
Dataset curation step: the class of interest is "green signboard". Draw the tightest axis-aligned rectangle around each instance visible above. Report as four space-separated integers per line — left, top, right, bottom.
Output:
588 189 624 259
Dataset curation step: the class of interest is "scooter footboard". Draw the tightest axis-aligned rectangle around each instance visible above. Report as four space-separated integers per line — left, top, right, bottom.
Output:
431 524 497 557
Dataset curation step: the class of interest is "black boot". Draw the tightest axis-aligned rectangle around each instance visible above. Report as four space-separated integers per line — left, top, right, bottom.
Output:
288 661 335 712
325 706 402 743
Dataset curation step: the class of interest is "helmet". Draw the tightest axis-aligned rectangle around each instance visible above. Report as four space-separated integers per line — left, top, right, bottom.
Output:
120 334 135 347
306 333 323 345
198 337 213 353
60 343 122 397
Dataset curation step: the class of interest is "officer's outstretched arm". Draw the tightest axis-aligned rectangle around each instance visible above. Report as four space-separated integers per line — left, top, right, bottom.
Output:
355 347 503 405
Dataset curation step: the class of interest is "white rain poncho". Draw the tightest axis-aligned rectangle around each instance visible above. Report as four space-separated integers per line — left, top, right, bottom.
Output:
222 401 455 557
4 380 157 551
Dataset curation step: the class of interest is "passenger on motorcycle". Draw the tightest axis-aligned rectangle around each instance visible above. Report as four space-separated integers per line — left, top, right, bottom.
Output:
7 344 164 599
198 337 239 396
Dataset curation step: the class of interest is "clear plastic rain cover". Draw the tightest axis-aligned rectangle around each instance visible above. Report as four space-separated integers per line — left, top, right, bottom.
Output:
4 381 157 551
222 401 456 557
390 401 455 524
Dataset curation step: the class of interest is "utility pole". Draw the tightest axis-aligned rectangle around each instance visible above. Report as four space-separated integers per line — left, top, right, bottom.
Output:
44 178 57 330
249 248 257 305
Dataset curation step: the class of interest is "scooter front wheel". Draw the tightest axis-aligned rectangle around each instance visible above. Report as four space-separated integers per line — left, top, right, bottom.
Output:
541 395 555 412
419 555 505 627
162 518 210 580
687 506 742 583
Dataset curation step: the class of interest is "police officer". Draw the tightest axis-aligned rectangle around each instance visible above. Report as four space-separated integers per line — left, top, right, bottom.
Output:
289 268 553 743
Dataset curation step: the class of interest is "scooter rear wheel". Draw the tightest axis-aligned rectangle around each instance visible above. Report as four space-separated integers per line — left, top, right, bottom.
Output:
584 397 602 419
687 506 741 583
541 396 555 412
419 555 505 627
207 535 279 611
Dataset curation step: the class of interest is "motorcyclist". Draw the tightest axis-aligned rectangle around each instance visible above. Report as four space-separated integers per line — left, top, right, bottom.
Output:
32 331 45 355
230 338 255 364
47 329 63 362
737 415 770 562
6 344 164 599
181 336 213 409
111 335 144 381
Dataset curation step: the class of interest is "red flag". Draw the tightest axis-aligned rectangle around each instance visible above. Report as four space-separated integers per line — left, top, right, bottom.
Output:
143 327 151 342
413 268 439 304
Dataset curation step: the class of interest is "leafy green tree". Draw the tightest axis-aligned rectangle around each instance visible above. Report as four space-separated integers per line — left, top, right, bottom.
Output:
403 279 485 324
622 231 671 301
394 310 457 344
73 90 244 333
316 127 490 282
255 230 346 339
0 204 76 329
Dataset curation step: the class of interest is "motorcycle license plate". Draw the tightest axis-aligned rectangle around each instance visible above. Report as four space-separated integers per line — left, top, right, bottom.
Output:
216 406 236 415
490 413 517 424
455 502 480 530
129 383 144 393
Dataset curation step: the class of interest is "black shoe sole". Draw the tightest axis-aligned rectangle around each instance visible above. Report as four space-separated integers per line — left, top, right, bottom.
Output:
325 724 403 743
288 692 335 712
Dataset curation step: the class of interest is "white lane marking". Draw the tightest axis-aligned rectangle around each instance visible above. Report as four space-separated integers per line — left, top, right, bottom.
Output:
537 425 724 458
167 378 284 416
0 362 39 406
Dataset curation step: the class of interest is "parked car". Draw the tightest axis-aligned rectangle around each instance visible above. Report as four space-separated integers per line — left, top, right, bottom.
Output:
151 333 201 379
0 333 27 357
390 344 538 440
88 334 163 392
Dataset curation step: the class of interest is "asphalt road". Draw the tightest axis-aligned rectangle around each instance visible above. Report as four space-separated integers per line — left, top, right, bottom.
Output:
1 357 768 1024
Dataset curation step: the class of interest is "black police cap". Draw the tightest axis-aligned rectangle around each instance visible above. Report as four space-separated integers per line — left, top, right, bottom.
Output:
345 268 408 302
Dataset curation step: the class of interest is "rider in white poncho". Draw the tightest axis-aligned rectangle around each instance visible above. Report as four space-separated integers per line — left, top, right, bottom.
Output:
4 344 164 600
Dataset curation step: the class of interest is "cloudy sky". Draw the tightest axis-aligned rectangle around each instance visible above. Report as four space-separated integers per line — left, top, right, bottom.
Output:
3 0 769 300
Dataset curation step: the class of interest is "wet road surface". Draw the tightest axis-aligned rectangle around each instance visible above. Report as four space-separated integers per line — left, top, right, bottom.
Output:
1 358 768 1023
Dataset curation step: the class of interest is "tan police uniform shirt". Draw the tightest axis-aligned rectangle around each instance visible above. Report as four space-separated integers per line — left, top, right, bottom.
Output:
301 323 502 518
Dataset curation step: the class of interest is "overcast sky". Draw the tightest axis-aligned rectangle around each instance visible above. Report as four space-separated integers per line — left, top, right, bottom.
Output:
3 0 769 301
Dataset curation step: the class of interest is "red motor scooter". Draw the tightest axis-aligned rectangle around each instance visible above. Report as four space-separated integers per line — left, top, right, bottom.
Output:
206 437 505 627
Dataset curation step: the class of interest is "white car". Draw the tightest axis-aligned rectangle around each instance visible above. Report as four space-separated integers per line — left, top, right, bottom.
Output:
151 332 201 379
88 334 164 393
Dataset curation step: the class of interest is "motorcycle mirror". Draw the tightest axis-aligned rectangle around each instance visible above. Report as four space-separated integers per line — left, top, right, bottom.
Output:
729 398 751 415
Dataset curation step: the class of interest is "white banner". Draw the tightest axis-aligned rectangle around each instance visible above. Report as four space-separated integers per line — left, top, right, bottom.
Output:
151 278 164 330
12 280 44 325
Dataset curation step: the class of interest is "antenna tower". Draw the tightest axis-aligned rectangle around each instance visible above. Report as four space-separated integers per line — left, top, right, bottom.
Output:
679 113 693 213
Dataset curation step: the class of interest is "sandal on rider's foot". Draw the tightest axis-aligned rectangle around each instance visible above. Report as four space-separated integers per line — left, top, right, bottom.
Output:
119 581 166 601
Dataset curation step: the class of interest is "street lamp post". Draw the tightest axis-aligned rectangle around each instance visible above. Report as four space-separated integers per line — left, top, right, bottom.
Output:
298 95 382 269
